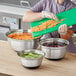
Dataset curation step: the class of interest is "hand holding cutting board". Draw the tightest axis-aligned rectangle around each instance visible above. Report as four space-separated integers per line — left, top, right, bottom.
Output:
30 8 76 38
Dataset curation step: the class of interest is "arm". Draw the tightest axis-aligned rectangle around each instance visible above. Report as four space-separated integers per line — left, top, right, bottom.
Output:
23 0 58 23
23 0 43 23
23 11 42 23
60 25 76 40
58 24 74 40
23 10 59 23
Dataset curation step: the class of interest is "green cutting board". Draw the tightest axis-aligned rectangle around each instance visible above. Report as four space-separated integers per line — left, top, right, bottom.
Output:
30 8 76 38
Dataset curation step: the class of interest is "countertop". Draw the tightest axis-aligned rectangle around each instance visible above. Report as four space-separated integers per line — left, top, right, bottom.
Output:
0 40 76 76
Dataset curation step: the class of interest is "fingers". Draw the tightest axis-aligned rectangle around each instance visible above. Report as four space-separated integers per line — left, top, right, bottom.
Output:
69 26 72 28
41 11 59 21
49 13 59 21
58 24 68 35
52 15 59 21
59 24 68 33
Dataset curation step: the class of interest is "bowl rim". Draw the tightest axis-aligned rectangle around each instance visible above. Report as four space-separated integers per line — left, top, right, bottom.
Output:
6 29 40 41
19 49 45 60
39 38 69 48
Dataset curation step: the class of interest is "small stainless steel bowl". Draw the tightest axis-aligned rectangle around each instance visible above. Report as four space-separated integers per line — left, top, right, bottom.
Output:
18 49 44 69
6 29 39 52
40 38 69 60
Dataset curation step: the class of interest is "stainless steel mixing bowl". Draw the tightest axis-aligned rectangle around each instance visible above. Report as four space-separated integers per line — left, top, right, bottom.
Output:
6 29 39 52
19 49 44 68
40 38 69 59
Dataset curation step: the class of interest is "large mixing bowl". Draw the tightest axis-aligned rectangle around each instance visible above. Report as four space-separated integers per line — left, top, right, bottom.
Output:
6 29 39 52
40 38 69 59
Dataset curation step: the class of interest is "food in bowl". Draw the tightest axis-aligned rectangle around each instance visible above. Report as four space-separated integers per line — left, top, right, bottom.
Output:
42 42 67 47
8 32 38 40
19 50 44 69
20 52 43 59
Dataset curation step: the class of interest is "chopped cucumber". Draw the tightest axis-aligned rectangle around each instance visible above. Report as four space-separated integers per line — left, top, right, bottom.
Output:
20 52 42 59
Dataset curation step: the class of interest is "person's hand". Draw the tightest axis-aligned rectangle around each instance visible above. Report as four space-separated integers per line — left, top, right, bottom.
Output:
58 24 68 35
41 11 59 21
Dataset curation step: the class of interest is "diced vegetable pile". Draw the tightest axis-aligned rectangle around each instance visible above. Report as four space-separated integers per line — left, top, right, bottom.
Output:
30 19 65 32
20 52 43 59
8 32 38 40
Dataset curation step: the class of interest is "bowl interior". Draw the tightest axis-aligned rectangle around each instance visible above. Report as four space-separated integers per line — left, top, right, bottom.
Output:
18 49 44 59
6 29 40 41
40 38 69 47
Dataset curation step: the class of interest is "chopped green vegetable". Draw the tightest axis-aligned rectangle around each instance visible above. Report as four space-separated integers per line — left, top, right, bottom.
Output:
20 52 42 59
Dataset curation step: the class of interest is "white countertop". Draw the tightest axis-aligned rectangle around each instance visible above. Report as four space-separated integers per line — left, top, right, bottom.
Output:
0 4 30 16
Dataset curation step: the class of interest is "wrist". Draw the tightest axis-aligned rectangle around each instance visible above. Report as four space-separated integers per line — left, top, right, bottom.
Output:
41 11 46 18
39 12 43 19
60 30 74 40
59 31 67 35
60 32 70 40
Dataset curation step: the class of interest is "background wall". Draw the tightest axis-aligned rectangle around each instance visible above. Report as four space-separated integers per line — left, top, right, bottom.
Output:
0 0 39 7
